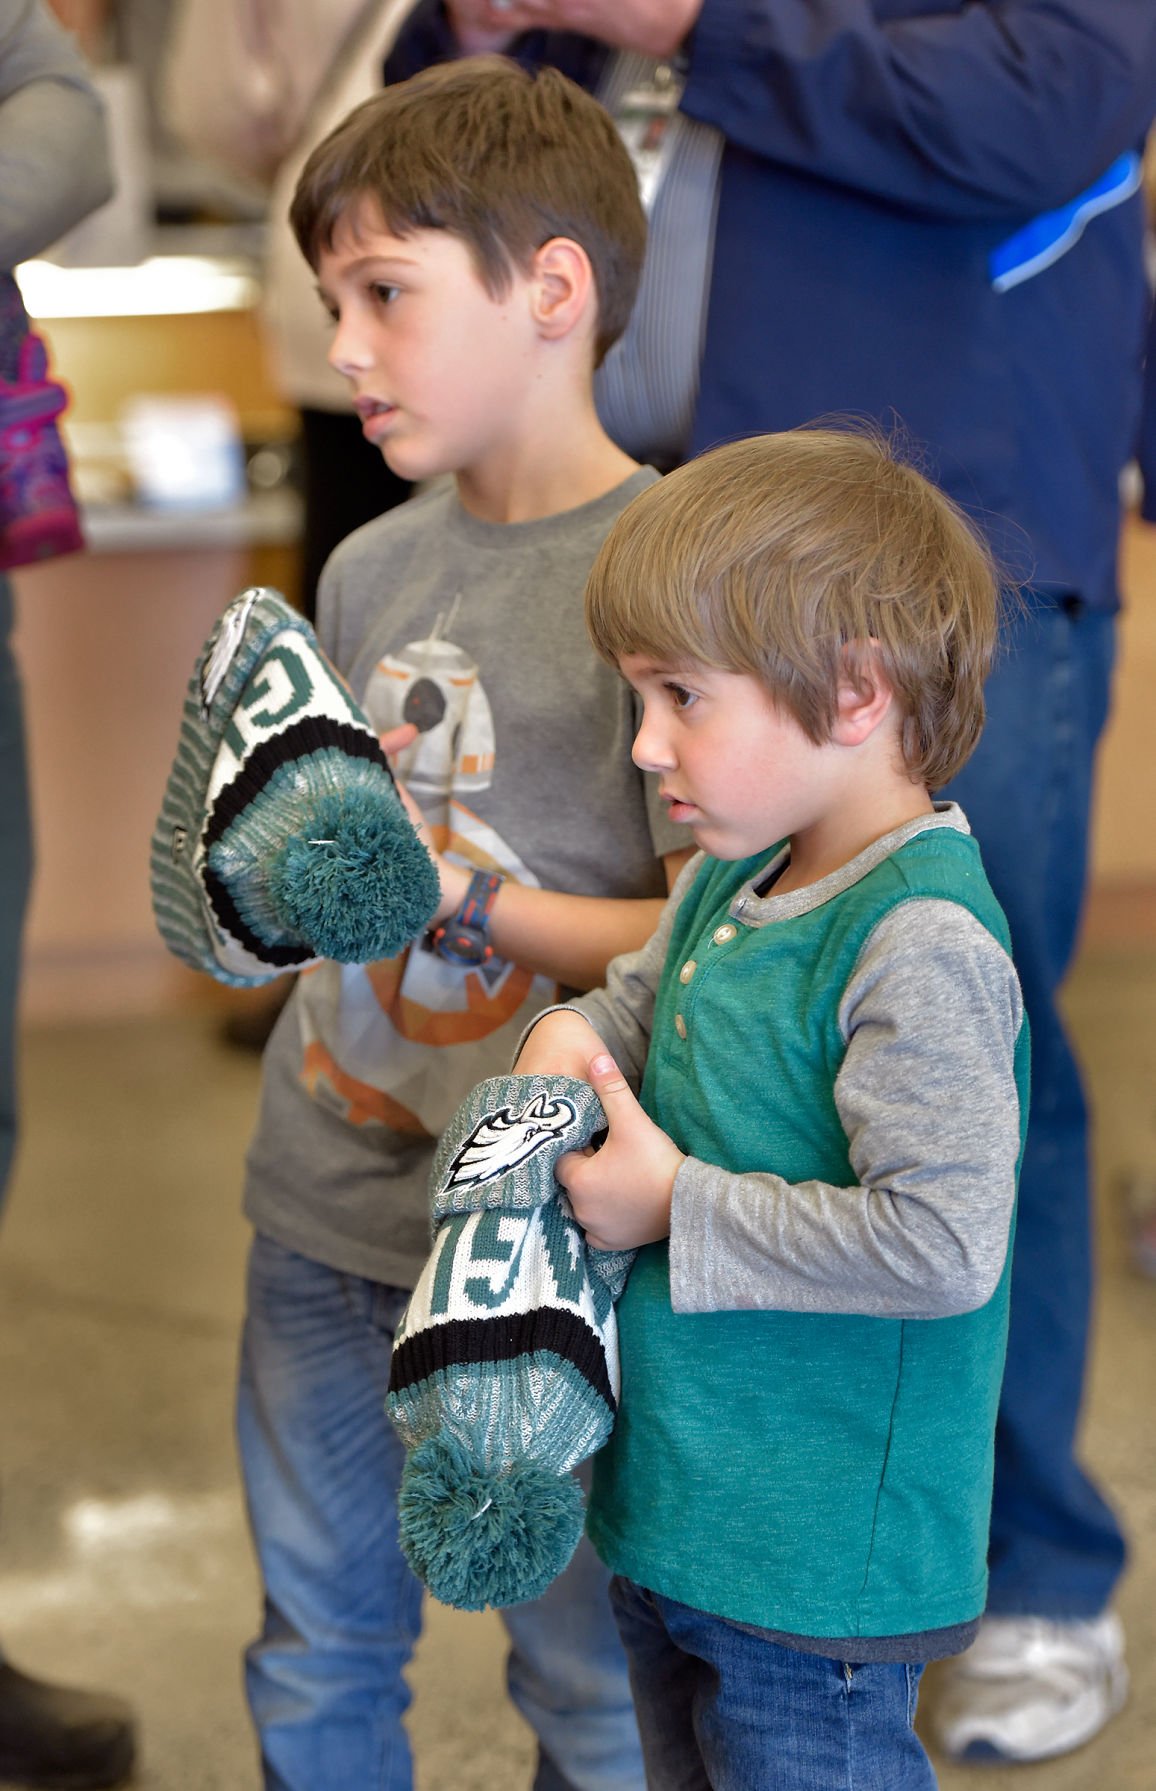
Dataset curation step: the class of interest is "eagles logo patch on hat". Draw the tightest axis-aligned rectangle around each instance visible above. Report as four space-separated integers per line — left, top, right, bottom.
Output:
150 587 440 985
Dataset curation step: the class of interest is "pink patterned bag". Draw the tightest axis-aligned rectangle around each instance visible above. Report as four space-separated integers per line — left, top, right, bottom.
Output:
0 280 83 571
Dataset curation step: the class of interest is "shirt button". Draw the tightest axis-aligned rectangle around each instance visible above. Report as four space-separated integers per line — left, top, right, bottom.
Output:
675 1014 687 1040
679 959 696 984
712 924 737 945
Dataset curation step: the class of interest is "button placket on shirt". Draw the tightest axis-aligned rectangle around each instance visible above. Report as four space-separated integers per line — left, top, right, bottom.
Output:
672 909 743 1043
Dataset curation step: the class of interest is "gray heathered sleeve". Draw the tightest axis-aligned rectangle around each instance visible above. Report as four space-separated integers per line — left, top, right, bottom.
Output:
0 0 112 266
552 852 703 1089
669 899 1024 1319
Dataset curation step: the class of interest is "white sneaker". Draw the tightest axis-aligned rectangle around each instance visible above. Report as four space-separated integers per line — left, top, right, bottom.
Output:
933 1612 1128 1763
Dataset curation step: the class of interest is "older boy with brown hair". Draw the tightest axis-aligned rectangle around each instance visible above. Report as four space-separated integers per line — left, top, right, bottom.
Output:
518 429 1030 1790
237 59 689 1791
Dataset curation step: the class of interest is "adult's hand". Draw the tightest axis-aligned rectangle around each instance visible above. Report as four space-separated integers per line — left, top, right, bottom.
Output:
445 0 519 55
448 0 703 59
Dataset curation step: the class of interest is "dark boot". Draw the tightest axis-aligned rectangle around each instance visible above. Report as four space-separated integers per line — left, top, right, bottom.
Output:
0 1664 135 1789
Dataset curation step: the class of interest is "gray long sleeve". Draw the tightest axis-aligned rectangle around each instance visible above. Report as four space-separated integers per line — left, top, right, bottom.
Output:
669 900 1023 1320
0 0 112 268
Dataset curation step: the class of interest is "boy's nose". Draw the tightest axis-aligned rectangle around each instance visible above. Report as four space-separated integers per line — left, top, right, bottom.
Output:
328 319 372 378
632 714 673 773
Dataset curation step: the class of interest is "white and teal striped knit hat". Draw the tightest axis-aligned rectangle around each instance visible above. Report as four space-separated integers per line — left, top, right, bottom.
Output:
150 587 440 985
387 1073 635 1611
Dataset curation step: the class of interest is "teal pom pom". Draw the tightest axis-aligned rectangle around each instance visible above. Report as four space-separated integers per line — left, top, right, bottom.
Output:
398 1434 585 1610
267 784 440 962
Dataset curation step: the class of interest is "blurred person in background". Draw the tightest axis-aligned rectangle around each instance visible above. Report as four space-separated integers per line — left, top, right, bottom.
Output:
384 0 1155 1768
164 0 418 1052
0 7 137 1787
164 0 416 621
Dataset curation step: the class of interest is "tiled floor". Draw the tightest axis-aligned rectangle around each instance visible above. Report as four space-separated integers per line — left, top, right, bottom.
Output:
0 950 1153 1790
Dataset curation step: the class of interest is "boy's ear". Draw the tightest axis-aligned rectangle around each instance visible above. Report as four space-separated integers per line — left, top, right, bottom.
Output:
529 236 595 345
831 642 894 747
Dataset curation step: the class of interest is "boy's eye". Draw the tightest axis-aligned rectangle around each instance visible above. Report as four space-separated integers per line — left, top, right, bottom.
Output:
370 281 400 305
666 682 698 710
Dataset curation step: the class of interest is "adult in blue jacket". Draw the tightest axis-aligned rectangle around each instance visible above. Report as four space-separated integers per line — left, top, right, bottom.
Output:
393 0 1155 1766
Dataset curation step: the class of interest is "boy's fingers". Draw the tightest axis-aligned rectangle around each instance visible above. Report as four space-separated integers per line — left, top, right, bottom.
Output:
555 1148 585 1192
587 1045 630 1103
586 1053 637 1119
378 721 419 758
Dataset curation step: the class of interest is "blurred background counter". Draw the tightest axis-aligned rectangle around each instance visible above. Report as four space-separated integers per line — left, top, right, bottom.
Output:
12 238 303 1023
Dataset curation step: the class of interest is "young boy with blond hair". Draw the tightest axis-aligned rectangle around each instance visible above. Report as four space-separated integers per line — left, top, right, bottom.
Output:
237 59 690 1791
517 429 1029 1790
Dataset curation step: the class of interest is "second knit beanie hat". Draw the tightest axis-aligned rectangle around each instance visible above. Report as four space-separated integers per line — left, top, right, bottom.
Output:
151 586 440 984
387 1073 635 1610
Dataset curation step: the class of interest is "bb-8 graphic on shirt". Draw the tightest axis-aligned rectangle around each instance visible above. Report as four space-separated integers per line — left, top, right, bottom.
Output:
297 628 555 1140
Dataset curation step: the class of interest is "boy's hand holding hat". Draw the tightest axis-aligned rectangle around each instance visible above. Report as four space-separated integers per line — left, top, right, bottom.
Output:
557 1052 683 1252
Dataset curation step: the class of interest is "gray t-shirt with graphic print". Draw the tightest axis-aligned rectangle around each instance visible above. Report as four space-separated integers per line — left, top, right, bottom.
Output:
244 469 685 1291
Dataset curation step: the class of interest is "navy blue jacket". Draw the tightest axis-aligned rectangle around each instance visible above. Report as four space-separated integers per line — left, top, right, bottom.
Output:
388 2 1156 610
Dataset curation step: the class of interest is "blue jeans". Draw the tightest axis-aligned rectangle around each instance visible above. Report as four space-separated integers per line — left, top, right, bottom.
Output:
236 1233 644 1791
941 593 1126 1617
609 1578 933 1791
0 575 31 1212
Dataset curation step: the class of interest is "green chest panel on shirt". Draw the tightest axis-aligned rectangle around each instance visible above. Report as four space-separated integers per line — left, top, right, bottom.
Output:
587 830 1027 1641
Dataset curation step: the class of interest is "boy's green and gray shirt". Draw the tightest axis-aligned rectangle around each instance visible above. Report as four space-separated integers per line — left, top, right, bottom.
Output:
540 804 1028 1657
567 804 1023 1322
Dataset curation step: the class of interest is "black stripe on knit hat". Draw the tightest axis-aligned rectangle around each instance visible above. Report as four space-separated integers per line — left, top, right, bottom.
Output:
389 1307 617 1415
200 864 316 970
202 713 392 852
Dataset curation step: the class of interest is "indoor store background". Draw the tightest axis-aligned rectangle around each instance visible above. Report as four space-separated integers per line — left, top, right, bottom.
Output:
1 2 1154 1787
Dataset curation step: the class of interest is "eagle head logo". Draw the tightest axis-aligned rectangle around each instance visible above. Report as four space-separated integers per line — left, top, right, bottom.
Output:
443 1092 578 1192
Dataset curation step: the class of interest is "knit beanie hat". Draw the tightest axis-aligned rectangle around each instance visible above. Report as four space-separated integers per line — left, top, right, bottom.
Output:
151 586 440 985
387 1073 635 1611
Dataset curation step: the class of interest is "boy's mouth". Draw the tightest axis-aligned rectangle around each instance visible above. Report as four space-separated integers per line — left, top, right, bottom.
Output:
354 396 398 441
